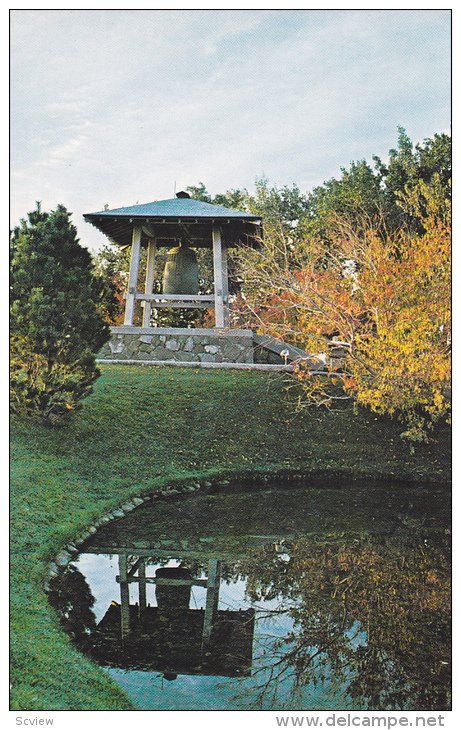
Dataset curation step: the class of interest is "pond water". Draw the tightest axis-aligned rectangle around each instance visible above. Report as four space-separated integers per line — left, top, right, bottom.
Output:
49 483 451 711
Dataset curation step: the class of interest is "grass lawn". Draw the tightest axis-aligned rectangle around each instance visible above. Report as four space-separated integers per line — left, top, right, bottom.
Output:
10 364 451 710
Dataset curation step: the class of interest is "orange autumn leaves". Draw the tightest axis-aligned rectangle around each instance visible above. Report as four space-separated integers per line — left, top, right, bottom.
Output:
235 186 451 440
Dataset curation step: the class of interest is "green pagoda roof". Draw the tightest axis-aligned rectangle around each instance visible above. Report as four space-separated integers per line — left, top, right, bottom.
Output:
85 197 260 221
83 196 261 248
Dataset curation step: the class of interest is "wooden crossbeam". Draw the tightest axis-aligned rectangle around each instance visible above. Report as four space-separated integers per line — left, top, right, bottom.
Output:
135 293 214 302
142 301 210 309
116 576 208 587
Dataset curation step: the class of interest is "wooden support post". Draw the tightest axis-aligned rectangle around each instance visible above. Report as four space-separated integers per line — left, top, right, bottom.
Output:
202 559 221 645
221 242 229 325
138 558 147 619
118 554 131 638
142 238 157 327
123 225 142 326
212 226 229 328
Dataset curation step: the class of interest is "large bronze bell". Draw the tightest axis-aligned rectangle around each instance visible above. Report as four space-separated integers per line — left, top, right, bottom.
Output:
162 243 199 295
155 567 192 611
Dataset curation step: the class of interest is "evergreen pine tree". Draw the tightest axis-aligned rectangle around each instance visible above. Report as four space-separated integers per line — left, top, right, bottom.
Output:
10 202 110 422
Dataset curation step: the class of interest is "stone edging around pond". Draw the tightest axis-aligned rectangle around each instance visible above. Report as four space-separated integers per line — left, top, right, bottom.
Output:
42 478 230 591
42 473 303 592
43 469 450 593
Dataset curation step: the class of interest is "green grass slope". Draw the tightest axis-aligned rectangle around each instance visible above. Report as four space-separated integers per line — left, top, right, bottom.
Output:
10 365 451 710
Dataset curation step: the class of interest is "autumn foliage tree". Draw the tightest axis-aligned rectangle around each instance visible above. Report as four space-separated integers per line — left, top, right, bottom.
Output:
92 244 129 326
234 181 451 442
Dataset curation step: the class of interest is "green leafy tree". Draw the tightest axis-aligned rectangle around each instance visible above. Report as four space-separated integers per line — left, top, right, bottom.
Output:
303 129 451 240
186 178 309 231
10 203 110 422
185 181 213 203
373 128 451 230
304 160 385 240
186 181 250 211
187 130 450 242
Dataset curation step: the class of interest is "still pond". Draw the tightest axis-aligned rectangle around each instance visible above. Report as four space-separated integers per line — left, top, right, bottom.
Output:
49 482 451 711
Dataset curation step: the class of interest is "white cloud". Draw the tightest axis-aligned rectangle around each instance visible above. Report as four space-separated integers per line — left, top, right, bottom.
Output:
10 9 450 251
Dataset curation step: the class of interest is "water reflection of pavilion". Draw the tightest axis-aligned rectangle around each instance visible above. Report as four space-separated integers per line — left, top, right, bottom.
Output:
83 537 273 679
50 486 451 710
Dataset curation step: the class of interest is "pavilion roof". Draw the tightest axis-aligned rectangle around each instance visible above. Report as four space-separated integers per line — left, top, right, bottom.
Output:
83 197 261 247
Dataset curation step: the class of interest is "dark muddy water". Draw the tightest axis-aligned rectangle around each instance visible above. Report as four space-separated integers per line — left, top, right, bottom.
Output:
49 483 451 710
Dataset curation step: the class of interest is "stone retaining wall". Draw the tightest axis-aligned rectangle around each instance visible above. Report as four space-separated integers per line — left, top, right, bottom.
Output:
98 326 254 364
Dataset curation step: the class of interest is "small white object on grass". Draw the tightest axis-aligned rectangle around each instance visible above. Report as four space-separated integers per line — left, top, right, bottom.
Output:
280 348 290 365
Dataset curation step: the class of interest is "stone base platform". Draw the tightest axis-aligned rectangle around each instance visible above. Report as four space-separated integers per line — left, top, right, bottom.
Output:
98 326 255 364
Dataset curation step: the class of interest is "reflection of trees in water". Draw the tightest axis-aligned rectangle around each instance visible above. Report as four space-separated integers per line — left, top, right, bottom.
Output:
47 524 450 711
48 565 97 647
233 533 451 711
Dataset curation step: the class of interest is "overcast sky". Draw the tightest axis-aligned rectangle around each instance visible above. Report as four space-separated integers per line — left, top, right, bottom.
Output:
10 9 451 252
